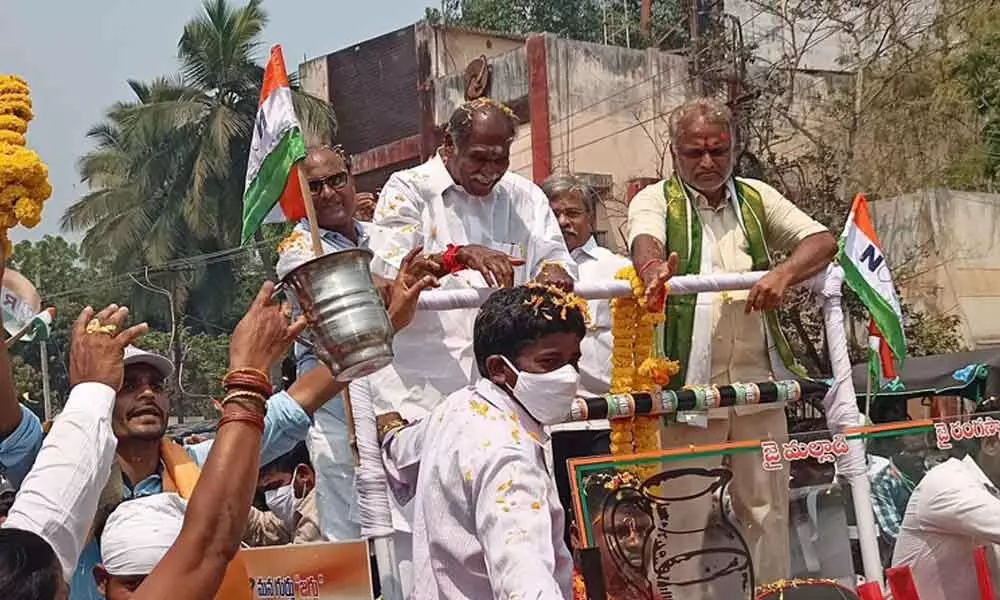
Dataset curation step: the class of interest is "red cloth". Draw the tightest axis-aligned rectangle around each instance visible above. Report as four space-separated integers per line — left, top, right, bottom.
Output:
857 581 885 600
975 546 994 600
886 565 921 600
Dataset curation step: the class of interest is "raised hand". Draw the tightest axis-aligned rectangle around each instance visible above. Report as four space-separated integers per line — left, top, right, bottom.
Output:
69 304 150 389
388 247 439 331
640 252 680 312
456 244 525 288
229 282 308 373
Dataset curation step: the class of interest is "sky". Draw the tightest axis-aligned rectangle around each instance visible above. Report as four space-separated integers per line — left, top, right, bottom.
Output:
0 0 434 243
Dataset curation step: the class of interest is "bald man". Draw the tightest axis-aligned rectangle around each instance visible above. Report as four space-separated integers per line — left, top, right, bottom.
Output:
275 144 370 543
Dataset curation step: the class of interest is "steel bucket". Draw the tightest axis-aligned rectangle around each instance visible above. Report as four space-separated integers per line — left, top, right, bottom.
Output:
278 248 394 382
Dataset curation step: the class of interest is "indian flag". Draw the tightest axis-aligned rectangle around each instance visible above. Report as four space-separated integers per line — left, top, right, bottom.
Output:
838 194 906 373
241 45 307 244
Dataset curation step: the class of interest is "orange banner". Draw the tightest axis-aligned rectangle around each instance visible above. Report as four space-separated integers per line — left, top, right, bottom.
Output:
216 540 373 600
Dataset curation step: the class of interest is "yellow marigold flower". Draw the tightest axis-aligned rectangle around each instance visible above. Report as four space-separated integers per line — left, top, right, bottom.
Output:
0 115 27 135
0 130 24 147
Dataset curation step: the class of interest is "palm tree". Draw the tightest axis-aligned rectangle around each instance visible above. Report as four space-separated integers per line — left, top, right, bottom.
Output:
63 0 335 327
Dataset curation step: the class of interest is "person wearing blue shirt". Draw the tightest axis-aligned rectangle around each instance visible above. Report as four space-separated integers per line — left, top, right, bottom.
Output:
68 344 342 600
0 341 43 492
276 144 376 543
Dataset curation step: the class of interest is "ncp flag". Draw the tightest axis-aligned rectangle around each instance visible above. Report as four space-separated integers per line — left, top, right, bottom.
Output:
241 45 307 244
839 194 906 365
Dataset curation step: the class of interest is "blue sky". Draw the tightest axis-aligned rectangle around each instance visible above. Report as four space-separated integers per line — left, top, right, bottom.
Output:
0 0 433 242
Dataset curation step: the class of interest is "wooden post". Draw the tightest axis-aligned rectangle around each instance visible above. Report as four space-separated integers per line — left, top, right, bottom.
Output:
296 168 325 258
294 162 360 466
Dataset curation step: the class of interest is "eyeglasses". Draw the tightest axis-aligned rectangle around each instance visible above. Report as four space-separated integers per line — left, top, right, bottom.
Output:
308 172 349 194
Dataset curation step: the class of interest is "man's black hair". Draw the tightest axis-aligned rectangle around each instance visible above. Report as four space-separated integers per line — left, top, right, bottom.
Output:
0 528 61 600
473 284 588 378
260 441 311 475
446 98 519 150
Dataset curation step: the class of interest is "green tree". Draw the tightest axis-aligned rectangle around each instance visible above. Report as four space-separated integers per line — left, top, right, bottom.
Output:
5 236 118 413
433 0 689 50
63 0 335 326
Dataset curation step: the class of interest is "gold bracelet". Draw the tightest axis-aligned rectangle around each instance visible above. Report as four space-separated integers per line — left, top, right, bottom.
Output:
222 390 267 415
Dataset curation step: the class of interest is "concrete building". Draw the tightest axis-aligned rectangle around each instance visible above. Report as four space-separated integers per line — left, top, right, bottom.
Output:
871 189 1000 350
298 23 695 252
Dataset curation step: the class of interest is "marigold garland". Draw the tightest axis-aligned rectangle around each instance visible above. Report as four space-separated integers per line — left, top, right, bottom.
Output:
609 265 679 480
0 74 51 255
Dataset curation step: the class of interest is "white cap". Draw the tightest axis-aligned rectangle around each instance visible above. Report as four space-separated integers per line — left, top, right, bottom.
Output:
124 345 174 379
101 493 186 575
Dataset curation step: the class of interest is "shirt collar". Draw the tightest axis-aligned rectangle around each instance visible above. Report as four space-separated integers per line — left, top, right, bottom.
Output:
962 455 999 493
571 236 600 262
473 378 549 445
680 178 734 213
299 219 368 250
426 152 458 196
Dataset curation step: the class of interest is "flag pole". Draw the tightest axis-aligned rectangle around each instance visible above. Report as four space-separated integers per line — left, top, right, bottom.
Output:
296 167 325 258
295 164 362 466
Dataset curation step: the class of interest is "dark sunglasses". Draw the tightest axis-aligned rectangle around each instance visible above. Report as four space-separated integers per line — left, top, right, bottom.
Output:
308 172 349 194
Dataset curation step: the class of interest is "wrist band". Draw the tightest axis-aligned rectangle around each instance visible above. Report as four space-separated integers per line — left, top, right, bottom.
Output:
217 411 265 433
441 244 464 274
222 390 267 414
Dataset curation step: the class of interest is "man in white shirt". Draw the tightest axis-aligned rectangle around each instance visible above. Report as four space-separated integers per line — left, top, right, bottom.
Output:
364 99 576 593
541 173 629 546
383 284 585 599
1 303 150 597
892 406 1000 600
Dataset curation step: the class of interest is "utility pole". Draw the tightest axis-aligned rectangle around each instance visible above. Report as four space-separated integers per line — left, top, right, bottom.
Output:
40 339 50 421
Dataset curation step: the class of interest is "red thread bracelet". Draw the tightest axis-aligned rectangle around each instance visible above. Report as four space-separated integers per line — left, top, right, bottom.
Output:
441 244 464 274
217 411 265 433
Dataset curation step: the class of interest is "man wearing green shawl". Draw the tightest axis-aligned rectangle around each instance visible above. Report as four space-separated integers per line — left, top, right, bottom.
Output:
627 97 837 591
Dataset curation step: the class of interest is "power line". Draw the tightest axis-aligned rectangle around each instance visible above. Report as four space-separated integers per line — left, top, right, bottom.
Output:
41 235 282 301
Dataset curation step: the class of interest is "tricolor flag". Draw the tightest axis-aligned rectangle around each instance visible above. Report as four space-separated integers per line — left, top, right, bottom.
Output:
868 319 902 391
241 45 308 244
838 194 906 383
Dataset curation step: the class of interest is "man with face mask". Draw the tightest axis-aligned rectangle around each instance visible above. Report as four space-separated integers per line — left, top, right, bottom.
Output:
380 284 587 600
364 98 577 594
244 442 320 546
627 97 837 589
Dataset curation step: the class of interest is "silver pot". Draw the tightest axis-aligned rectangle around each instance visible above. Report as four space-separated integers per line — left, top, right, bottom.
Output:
277 248 394 382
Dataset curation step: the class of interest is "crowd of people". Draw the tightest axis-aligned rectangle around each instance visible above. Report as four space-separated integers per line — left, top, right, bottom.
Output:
0 94 991 600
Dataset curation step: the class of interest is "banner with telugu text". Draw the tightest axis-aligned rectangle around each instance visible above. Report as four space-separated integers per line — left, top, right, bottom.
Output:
215 539 373 600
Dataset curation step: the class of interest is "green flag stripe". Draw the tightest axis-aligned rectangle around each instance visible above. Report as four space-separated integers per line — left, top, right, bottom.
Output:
838 243 906 363
241 128 306 244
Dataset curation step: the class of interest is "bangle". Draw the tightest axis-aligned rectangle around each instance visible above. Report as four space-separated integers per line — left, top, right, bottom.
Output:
222 390 267 415
441 244 464 274
217 411 265 433
638 259 662 278
224 367 270 383
223 368 270 389
223 373 272 397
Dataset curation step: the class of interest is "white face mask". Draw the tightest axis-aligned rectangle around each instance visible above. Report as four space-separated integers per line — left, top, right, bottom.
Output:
264 466 301 530
500 356 579 426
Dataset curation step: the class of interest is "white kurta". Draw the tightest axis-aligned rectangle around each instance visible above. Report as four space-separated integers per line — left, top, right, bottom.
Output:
405 379 573 600
365 153 576 422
